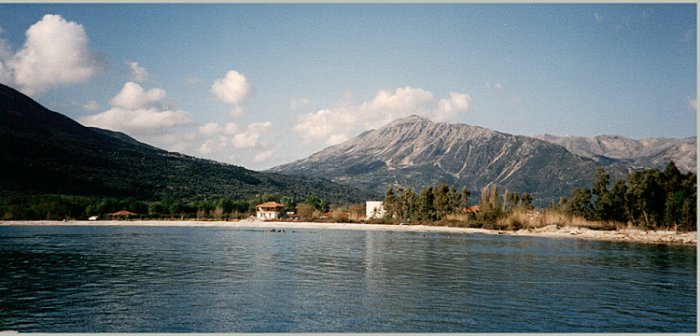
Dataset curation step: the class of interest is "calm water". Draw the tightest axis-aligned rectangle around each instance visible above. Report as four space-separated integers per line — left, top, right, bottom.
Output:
0 225 696 332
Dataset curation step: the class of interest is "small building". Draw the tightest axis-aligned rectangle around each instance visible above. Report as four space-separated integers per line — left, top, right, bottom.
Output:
256 201 285 220
366 201 385 219
108 210 137 219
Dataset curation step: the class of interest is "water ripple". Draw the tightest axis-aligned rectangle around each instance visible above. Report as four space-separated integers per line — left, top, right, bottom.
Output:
0 226 695 332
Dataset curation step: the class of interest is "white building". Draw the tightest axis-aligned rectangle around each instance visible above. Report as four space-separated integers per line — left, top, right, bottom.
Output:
256 201 285 220
366 201 385 219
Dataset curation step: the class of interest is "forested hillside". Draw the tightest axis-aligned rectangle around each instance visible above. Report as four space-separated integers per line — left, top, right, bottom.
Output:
0 83 376 219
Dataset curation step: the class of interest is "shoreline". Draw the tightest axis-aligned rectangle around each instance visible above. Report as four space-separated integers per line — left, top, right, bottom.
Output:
0 220 696 245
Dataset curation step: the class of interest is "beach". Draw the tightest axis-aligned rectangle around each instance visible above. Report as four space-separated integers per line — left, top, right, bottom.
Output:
1 220 696 245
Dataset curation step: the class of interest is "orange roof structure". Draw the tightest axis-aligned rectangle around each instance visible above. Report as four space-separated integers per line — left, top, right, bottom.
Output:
109 210 137 217
256 201 284 209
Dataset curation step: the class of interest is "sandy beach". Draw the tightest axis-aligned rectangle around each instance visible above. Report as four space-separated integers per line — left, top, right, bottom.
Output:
1 219 696 245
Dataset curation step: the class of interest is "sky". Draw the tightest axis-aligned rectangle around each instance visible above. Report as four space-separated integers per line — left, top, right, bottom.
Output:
0 3 696 170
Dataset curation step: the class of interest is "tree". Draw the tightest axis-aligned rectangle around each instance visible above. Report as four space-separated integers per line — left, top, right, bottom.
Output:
460 187 470 209
417 186 435 221
398 188 418 222
520 192 533 210
608 180 628 223
433 183 452 220
383 187 398 220
567 188 592 218
625 169 665 229
296 203 315 220
592 168 613 220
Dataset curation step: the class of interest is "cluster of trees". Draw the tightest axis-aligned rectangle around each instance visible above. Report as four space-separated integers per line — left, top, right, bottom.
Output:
476 184 533 223
0 193 337 221
382 184 469 222
558 162 696 231
381 183 534 223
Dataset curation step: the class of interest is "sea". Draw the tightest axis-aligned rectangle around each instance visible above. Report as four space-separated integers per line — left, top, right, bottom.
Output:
0 224 696 332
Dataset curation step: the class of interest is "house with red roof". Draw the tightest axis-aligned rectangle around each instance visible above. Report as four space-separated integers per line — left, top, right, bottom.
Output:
256 201 285 220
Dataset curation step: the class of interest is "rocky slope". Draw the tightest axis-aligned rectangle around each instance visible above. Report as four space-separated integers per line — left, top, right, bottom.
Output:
270 116 630 205
534 134 696 173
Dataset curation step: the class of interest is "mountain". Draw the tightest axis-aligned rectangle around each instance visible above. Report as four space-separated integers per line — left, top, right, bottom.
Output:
0 83 374 204
534 134 696 173
270 115 632 205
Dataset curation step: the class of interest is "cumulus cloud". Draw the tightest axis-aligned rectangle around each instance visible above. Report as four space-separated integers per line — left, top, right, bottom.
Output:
198 122 239 136
83 100 100 112
80 82 191 135
253 150 273 163
196 120 274 162
211 70 250 116
199 136 228 155
152 131 197 153
109 82 165 110
689 97 697 112
292 87 470 146
128 61 149 82
433 92 471 122
289 97 311 111
232 121 272 149
0 14 100 96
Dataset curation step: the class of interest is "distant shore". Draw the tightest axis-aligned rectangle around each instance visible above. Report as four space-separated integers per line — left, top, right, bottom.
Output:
0 220 696 245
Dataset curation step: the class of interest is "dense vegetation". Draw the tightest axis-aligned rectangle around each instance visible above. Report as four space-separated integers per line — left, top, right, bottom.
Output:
380 183 533 225
378 161 696 232
556 162 696 231
0 193 337 221
0 82 376 218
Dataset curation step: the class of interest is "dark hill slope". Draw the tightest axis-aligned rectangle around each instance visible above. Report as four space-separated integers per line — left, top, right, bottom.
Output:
0 83 374 203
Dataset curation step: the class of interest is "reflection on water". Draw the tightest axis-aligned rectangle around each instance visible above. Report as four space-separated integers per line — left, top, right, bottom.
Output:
0 225 695 332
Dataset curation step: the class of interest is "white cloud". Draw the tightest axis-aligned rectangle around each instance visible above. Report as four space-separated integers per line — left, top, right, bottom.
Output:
152 131 197 153
128 61 149 82
253 150 273 163
83 100 100 112
289 97 311 110
433 92 471 122
327 134 349 146
292 86 470 146
109 82 165 110
198 121 239 136
199 136 228 155
211 70 250 116
232 121 272 149
594 13 604 23
689 97 697 112
494 82 505 93
80 82 191 135
2 14 100 96
366 87 433 112
81 107 192 135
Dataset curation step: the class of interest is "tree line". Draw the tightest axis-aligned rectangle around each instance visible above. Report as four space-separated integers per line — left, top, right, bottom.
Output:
380 161 695 232
0 193 335 221
557 161 696 231
381 183 533 224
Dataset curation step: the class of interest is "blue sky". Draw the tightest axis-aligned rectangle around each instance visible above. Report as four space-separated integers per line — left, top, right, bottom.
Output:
0 4 695 170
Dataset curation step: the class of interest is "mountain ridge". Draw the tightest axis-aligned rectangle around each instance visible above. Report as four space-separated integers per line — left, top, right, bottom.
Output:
270 115 692 205
534 133 696 173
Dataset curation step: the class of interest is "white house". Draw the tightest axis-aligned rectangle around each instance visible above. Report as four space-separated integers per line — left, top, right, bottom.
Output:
256 201 285 220
366 201 385 219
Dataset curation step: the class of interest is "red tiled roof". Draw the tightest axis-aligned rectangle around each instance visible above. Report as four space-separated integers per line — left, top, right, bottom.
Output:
257 201 284 208
109 210 137 216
